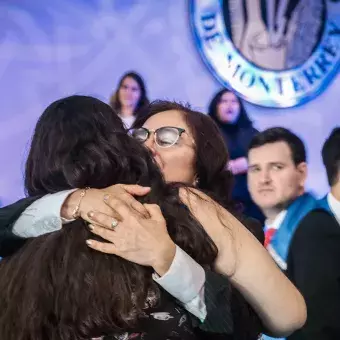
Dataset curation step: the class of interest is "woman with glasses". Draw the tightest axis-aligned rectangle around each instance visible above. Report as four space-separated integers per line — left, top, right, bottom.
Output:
0 101 306 339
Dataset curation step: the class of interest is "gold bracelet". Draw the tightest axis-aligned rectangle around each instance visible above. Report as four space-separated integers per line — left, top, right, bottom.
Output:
71 187 90 219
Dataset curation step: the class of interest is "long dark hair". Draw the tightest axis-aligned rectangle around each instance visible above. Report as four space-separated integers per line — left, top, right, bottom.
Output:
0 96 217 340
208 89 252 128
134 101 262 340
109 71 149 117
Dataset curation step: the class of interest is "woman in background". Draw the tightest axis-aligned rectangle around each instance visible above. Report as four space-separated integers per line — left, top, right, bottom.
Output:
109 71 149 128
208 89 264 223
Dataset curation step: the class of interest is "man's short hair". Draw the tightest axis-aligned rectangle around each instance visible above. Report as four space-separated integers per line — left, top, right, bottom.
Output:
248 127 306 165
322 127 340 186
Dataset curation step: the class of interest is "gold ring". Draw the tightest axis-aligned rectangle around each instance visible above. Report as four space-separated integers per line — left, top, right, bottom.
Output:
111 218 119 229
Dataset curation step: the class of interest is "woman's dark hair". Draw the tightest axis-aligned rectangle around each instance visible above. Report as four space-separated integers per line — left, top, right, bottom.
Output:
109 71 149 117
134 101 262 340
208 89 252 128
0 96 217 340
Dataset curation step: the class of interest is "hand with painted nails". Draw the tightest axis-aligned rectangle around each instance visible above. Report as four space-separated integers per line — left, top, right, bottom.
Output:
60 184 151 223
86 203 176 276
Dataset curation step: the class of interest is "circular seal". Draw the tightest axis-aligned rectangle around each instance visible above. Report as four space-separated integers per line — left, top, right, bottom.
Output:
189 0 340 108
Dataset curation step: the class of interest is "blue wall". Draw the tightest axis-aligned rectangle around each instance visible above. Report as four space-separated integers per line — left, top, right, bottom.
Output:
0 0 338 204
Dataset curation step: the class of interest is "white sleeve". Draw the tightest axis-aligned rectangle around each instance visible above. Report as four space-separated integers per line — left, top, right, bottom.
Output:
152 245 207 321
12 189 77 238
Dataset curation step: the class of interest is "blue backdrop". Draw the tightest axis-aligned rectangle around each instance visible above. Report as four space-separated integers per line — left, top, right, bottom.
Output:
0 0 338 204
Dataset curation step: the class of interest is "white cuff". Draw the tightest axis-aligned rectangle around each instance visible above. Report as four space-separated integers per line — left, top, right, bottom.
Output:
12 189 77 238
152 245 205 303
181 288 207 322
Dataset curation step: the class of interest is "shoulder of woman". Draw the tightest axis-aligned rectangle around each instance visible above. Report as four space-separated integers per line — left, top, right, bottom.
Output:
179 187 214 207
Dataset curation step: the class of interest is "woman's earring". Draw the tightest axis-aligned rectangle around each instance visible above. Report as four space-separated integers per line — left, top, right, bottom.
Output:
193 176 199 187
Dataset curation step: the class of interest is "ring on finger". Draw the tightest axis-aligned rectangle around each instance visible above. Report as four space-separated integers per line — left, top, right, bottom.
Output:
111 218 119 229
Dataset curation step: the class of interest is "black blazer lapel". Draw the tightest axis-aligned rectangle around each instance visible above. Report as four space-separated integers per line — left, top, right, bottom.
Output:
0 196 42 257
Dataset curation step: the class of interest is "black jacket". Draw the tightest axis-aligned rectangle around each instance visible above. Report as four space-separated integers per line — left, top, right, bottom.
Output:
0 196 41 256
286 209 340 340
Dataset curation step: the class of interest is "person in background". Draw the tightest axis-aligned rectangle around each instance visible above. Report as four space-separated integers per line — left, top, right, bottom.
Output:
109 71 149 129
208 89 264 222
247 127 339 340
283 127 340 340
319 126 340 220
247 127 314 268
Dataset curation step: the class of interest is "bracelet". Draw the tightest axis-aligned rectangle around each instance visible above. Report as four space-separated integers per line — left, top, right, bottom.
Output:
71 187 90 219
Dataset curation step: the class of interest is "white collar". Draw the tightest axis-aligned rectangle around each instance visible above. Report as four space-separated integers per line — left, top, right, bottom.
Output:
264 210 287 231
327 192 340 225
119 115 135 129
264 210 288 271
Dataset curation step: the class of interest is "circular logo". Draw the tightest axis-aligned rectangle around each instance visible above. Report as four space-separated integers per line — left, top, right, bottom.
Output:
190 0 340 108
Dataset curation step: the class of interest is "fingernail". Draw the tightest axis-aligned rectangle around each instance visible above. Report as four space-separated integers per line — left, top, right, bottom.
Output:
88 224 94 231
86 240 92 246
103 194 110 201
88 211 94 218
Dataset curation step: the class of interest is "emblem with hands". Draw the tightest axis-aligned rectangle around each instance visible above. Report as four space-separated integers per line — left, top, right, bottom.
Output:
235 0 299 70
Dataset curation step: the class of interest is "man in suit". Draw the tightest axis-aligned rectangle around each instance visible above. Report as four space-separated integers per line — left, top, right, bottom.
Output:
247 127 316 270
247 127 340 340
287 127 340 340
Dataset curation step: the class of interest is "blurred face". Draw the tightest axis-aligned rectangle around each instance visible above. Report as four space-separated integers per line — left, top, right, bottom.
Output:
118 77 141 112
216 92 241 124
141 110 197 184
247 141 307 218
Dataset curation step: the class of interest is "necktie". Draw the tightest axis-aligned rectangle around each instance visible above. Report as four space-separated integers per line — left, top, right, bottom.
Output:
264 228 276 248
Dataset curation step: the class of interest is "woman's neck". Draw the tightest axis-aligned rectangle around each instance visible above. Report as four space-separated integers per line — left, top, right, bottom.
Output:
120 105 134 117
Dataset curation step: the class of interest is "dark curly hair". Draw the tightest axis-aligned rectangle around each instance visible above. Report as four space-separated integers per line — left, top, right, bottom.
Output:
0 96 217 340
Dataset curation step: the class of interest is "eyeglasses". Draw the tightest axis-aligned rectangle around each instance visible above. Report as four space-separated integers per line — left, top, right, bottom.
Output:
129 126 186 148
